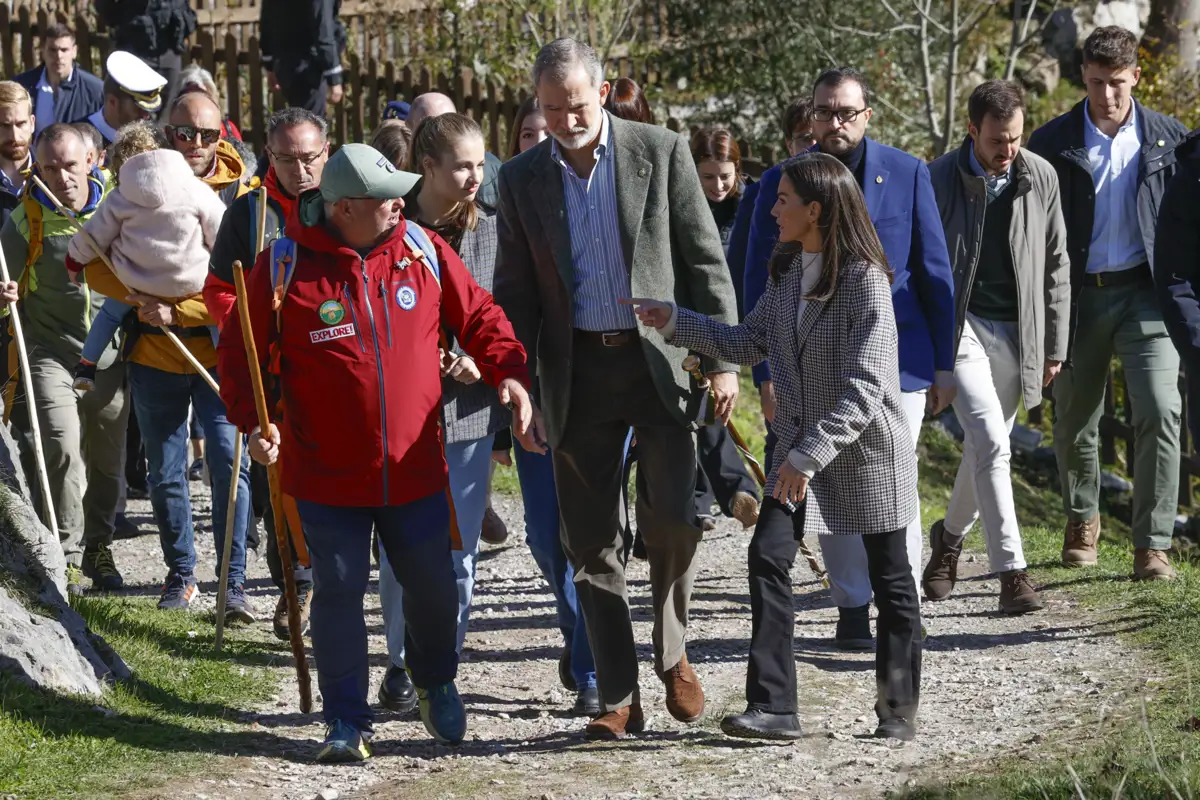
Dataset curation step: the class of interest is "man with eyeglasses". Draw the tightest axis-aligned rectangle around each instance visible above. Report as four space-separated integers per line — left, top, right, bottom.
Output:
205 107 330 641
165 92 247 207
77 51 165 147
742 66 956 651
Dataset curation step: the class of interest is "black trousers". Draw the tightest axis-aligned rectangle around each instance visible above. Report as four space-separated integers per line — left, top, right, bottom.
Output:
746 498 921 722
125 410 147 492
694 421 757 515
279 77 328 117
252 461 313 592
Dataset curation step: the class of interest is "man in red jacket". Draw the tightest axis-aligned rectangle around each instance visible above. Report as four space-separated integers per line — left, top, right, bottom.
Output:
217 144 534 763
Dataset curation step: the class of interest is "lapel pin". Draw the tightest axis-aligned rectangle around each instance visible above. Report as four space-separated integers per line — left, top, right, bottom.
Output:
1157 139 1166 147
638 168 646 177
875 175 884 184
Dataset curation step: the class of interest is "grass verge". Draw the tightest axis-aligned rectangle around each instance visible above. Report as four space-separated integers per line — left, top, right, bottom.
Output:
902 425 1200 800
0 596 279 800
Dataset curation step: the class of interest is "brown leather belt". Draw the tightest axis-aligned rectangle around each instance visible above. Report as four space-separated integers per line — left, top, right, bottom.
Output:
574 329 638 347
1083 263 1151 289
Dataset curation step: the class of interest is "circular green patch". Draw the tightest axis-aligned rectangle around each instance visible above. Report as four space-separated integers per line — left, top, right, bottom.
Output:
318 299 345 326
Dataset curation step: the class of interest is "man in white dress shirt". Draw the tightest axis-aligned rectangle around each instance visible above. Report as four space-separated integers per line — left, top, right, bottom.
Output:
1028 26 1188 581
13 23 103 137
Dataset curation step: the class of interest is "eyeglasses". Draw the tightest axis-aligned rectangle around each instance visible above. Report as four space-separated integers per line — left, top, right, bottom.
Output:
812 107 868 124
167 125 221 145
267 146 326 168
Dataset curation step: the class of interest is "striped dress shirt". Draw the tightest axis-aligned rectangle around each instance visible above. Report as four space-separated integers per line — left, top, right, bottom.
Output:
550 112 637 331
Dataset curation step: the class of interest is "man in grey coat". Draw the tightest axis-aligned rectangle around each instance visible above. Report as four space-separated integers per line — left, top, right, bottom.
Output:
925 80 1071 613
493 38 740 740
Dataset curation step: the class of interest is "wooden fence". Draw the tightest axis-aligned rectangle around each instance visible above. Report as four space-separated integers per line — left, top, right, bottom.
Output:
0 2 783 169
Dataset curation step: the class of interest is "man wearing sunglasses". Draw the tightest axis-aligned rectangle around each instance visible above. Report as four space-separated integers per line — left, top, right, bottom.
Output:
742 66 956 652
165 92 247 207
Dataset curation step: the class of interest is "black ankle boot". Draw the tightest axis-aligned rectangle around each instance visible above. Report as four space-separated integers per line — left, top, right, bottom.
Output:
835 603 874 650
720 708 803 740
377 665 416 713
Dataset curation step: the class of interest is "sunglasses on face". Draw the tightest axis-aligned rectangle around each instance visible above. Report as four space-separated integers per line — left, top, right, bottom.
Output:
167 125 221 145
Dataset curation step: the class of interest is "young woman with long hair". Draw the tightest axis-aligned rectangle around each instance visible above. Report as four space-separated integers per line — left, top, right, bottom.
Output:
508 96 548 158
374 113 598 718
626 153 921 741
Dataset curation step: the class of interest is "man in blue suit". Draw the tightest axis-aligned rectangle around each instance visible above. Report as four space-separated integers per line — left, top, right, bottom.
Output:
742 67 956 649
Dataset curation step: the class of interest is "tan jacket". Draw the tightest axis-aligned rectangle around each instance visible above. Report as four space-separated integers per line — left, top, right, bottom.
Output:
928 141 1071 409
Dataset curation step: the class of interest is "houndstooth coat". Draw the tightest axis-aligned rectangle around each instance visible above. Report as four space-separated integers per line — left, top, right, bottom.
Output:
672 255 919 538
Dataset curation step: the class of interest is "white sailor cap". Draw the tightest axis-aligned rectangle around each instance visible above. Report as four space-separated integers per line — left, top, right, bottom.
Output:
105 51 168 113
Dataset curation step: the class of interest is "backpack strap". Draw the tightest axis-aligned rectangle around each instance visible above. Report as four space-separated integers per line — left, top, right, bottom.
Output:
403 224 440 288
20 195 42 296
269 235 298 332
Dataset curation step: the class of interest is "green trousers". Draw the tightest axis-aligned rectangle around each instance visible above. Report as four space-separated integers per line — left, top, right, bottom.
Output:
11 351 129 567
1052 283 1181 551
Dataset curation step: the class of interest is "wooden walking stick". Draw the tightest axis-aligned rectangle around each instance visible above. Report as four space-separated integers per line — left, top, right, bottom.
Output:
0 238 58 540
682 355 829 588
214 434 244 652
29 175 220 395
232 259 312 712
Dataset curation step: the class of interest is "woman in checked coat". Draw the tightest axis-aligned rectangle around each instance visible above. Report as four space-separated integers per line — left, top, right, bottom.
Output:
625 152 922 742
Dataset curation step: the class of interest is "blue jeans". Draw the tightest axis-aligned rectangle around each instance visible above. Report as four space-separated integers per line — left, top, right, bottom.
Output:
299 493 459 732
380 435 493 666
515 443 596 690
128 363 250 586
83 301 217 365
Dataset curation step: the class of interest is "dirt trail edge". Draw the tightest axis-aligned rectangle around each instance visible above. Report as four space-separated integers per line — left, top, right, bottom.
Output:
117 491 1153 800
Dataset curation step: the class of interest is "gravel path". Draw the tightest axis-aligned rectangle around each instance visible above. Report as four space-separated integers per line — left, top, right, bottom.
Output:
110 480 1155 800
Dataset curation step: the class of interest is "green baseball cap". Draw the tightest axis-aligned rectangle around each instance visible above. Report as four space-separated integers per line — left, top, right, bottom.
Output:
319 143 421 202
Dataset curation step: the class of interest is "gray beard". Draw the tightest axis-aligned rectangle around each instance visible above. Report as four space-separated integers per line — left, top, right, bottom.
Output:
549 119 602 152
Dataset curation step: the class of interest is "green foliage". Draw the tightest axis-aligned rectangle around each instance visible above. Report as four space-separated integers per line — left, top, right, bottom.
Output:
1136 45 1200 130
0 596 278 799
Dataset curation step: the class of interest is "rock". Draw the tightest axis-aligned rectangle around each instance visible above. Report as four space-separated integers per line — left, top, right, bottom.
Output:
313 790 339 800
0 481 130 697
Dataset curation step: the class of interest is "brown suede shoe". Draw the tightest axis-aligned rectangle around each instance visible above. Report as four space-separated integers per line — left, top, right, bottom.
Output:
1133 548 1177 581
661 653 705 722
998 570 1045 615
584 703 645 740
921 520 961 601
480 504 509 545
730 491 760 530
1062 515 1100 567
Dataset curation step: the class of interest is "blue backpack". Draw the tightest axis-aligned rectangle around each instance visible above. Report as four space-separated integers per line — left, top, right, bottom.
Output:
268 223 442 331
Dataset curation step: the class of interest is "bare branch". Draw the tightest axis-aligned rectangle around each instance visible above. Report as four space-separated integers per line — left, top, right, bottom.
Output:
878 0 907 22
910 0 950 36
953 0 995 47
601 0 638 66
830 20 919 38
916 3 943 146
942 0 960 154
874 92 920 126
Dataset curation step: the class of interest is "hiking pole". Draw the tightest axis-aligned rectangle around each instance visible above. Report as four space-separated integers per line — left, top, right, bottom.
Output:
681 355 829 588
214 433 244 653
29 176 220 395
232 259 312 713
0 239 58 541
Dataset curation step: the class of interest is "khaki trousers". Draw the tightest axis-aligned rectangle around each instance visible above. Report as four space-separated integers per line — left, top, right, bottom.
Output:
11 350 128 566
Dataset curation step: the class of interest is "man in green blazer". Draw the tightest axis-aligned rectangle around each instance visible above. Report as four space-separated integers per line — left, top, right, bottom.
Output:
493 38 740 740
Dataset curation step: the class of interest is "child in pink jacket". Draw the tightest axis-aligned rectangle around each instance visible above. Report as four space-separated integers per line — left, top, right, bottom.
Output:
66 120 227 390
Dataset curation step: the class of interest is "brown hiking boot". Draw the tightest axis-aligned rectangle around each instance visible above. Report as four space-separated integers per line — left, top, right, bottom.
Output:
480 504 509 545
584 703 645 740
1061 515 1100 567
730 491 760 529
921 520 961 601
661 653 705 722
998 570 1045 615
1133 549 1176 581
272 586 313 641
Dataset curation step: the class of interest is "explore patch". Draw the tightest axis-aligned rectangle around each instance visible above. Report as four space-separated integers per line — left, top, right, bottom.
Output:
310 323 356 344
318 299 346 326
396 285 417 311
